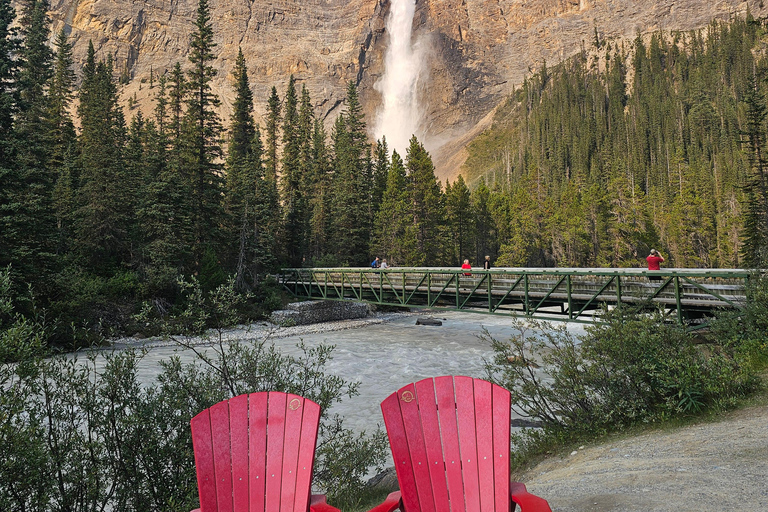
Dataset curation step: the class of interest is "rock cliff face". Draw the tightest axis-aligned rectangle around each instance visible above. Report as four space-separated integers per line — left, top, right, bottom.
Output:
36 0 767 179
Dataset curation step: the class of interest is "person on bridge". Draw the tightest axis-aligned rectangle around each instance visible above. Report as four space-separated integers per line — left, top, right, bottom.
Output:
371 257 380 268
483 255 491 269
646 249 665 270
462 259 472 276
380 259 389 269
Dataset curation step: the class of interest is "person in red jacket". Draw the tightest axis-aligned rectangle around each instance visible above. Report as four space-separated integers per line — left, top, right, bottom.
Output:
461 259 472 276
646 249 664 270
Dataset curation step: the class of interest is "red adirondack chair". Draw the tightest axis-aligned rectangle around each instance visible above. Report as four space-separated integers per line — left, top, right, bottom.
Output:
367 376 552 512
190 391 339 512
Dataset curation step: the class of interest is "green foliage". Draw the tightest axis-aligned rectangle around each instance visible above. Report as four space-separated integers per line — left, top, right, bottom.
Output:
707 274 768 369
1 275 387 510
484 309 759 441
463 18 768 268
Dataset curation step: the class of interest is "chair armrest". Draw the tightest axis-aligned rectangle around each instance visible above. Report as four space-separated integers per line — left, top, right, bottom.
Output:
510 481 552 512
364 490 402 512
310 494 342 512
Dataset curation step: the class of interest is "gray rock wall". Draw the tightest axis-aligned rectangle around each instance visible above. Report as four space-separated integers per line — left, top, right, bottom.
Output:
270 300 370 327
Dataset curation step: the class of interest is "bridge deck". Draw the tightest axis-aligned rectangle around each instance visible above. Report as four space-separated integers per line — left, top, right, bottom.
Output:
278 267 755 327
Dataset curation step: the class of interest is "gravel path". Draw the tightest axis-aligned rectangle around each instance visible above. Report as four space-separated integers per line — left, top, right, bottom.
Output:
521 404 768 511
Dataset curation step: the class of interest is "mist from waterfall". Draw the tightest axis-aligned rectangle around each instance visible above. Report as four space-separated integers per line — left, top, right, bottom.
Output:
374 0 424 156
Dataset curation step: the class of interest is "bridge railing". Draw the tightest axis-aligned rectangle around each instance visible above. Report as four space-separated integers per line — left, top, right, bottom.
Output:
277 267 754 326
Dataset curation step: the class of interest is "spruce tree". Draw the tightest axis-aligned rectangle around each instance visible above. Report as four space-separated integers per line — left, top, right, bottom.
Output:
0 0 18 273
371 150 417 265
76 47 130 271
445 174 475 265
182 0 224 271
406 135 445 265
4 0 57 284
281 75 305 266
49 29 78 256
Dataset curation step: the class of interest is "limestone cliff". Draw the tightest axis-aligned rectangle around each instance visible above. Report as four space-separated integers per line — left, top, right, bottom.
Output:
33 0 768 179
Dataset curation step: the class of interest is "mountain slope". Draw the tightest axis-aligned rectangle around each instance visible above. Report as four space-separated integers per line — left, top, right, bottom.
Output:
35 0 768 179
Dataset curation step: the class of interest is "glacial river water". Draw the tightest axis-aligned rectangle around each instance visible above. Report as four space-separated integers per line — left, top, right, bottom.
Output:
116 310 588 435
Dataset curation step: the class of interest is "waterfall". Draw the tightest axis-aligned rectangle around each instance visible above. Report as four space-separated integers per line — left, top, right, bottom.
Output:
374 0 423 156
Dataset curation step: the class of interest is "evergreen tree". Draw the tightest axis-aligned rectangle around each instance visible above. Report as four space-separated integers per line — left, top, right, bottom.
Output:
740 72 768 267
308 119 332 261
445 174 475 265
76 47 130 271
182 0 225 270
406 135 445 265
0 0 18 274
281 75 305 266
264 86 281 182
371 150 417 265
48 29 78 256
3 0 57 284
330 82 371 265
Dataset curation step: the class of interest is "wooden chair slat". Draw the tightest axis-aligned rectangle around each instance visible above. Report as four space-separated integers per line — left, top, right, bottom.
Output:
191 410 218 512
295 399 320 511
473 379 494 512
399 382 437 512
434 376 465 512
228 394 249 512
491 384 511 511
381 389 422 512
210 401 235 512
415 378 451 510
280 394 304 511
455 377 481 512
248 393 268 512
265 392 287 508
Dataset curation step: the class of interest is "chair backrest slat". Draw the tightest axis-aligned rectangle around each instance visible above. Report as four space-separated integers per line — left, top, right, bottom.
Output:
265 392 287 508
415 378 450 510
381 376 512 512
191 391 321 512
247 393 268 512
210 401 235 512
492 385 511 512
455 377 481 512
434 376 466 512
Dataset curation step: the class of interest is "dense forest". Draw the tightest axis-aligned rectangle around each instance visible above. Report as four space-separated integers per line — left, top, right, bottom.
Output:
1 0 767 347
463 14 768 270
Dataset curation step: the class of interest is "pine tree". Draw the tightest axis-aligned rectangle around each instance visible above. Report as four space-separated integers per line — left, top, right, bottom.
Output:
76 47 130 271
3 0 57 284
371 150 417 265
182 0 224 270
281 75 305 266
445 174 475 265
49 28 78 257
0 0 18 273
265 86 281 182
308 119 332 261
406 135 445 265
329 81 371 265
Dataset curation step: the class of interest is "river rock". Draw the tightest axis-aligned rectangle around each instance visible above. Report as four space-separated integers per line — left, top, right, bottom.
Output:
415 316 443 326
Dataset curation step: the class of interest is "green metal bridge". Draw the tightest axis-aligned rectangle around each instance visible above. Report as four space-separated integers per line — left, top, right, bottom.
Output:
278 267 756 328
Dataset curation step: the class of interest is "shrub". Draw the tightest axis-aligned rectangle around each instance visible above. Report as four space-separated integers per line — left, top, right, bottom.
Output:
483 307 759 440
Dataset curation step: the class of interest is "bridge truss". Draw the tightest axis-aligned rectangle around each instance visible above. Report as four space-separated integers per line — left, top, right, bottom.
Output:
278 267 753 328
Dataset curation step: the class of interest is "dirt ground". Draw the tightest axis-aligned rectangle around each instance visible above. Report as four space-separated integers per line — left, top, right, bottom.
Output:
520 404 768 511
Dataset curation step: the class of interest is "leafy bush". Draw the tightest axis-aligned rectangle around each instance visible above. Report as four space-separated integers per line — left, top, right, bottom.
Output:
707 274 768 370
0 276 387 510
483 308 759 442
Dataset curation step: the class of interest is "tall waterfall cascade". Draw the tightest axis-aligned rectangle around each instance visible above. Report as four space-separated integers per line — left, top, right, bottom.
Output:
373 0 424 156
